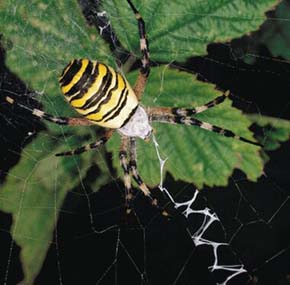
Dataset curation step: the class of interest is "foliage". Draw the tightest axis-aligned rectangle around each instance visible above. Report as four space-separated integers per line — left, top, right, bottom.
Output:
0 0 113 283
248 114 290 151
260 0 290 59
0 0 281 283
103 0 280 61
108 67 263 187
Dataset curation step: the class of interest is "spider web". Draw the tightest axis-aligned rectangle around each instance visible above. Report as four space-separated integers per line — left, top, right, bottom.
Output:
1 1 290 285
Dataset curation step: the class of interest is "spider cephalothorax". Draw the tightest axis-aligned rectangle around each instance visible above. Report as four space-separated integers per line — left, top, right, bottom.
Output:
5 0 261 207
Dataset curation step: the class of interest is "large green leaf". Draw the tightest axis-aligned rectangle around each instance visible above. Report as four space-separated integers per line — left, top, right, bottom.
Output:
0 0 278 283
260 0 290 59
0 0 111 108
107 66 263 188
0 1 112 284
102 0 280 61
0 0 113 177
238 0 290 62
0 133 100 284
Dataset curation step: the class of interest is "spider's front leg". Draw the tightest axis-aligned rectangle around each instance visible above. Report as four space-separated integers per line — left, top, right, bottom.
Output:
127 0 150 100
5 95 93 126
147 90 262 147
147 91 230 117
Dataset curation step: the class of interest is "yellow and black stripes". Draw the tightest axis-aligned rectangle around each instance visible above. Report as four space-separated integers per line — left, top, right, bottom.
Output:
151 114 262 147
59 59 139 129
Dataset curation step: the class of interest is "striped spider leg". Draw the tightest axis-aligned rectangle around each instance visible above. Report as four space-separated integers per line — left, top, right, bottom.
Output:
5 96 93 126
128 137 161 209
129 137 171 217
128 137 152 198
3 0 262 217
56 130 114 156
119 136 157 211
4 0 156 211
147 91 262 147
5 95 115 156
114 0 158 207
119 136 133 209
127 0 150 100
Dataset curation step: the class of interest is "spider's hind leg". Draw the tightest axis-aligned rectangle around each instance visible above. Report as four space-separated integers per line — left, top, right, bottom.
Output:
119 136 158 214
128 137 157 206
56 129 114 156
128 137 170 217
119 136 134 212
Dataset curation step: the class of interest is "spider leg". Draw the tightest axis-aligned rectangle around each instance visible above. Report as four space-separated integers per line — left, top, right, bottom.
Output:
5 96 93 126
128 137 170 216
127 0 150 99
128 137 158 204
55 129 114 156
119 136 133 209
151 113 262 147
148 91 230 116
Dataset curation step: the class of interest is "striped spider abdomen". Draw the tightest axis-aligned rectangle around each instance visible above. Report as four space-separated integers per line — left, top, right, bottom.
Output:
59 58 139 129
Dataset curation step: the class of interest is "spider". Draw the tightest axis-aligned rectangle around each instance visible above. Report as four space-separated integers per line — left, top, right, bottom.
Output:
5 0 261 207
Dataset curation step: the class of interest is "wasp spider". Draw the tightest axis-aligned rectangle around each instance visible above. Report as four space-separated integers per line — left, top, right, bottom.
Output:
5 0 261 207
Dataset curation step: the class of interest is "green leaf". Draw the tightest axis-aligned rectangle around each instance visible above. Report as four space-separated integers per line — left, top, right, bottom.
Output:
0 0 113 179
243 0 290 61
0 0 277 283
0 131 111 284
259 0 290 59
103 0 280 62
107 66 263 188
0 1 112 283
247 114 290 150
0 0 111 98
